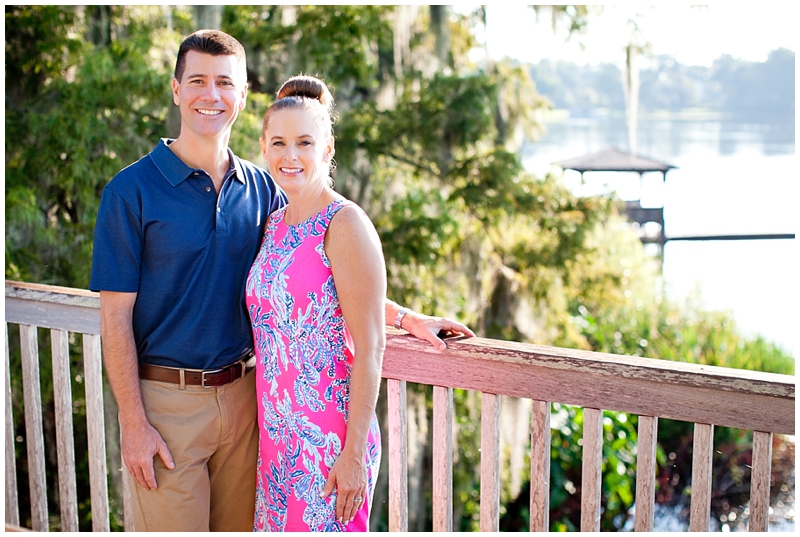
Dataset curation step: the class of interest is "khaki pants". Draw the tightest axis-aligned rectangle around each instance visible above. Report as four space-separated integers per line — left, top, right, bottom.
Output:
127 368 258 532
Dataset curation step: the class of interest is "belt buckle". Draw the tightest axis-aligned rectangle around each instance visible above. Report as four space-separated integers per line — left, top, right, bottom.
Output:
201 367 225 388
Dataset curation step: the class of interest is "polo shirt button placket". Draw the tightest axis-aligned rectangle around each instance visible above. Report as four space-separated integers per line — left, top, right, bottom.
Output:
215 201 224 232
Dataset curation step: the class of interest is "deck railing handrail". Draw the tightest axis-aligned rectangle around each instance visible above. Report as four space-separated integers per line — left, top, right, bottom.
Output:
5 280 795 531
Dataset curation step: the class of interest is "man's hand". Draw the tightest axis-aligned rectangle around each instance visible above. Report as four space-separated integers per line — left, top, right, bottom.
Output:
401 311 476 352
121 421 175 491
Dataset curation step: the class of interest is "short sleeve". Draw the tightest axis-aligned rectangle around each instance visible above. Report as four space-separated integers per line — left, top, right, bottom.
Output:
89 186 143 292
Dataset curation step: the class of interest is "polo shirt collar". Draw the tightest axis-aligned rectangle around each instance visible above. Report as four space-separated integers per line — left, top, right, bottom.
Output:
151 138 245 186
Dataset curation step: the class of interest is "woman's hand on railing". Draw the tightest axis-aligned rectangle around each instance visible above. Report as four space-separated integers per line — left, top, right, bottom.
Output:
401 312 476 352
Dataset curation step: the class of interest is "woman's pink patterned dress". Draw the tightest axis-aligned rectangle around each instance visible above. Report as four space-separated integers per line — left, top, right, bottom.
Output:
245 200 381 532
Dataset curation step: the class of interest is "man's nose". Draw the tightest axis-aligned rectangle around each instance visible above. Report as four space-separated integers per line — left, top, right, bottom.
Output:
201 83 220 101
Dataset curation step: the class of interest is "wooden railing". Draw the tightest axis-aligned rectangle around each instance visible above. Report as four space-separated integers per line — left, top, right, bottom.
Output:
5 280 795 532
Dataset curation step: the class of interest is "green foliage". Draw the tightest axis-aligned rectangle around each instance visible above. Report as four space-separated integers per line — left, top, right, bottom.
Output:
228 91 272 164
568 210 795 375
293 6 393 86
536 404 640 531
5 5 178 287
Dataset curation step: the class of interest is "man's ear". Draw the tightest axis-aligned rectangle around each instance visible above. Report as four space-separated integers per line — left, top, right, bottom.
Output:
171 78 180 106
239 84 248 110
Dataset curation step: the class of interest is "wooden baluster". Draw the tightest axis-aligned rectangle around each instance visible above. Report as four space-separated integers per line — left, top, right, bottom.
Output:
51 329 79 531
634 415 658 532
83 334 110 531
529 400 551 532
480 392 501 532
387 379 408 532
432 386 453 531
748 431 772 532
689 423 714 531
5 324 20 527
580 407 603 532
19 325 48 531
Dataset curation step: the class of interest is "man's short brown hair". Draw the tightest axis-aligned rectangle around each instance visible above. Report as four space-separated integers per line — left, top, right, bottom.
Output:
174 29 247 83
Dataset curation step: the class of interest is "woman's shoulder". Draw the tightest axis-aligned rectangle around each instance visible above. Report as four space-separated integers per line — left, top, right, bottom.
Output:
325 198 384 267
328 199 373 234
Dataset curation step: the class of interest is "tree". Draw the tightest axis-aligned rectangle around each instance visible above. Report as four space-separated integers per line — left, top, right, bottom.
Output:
5 5 184 287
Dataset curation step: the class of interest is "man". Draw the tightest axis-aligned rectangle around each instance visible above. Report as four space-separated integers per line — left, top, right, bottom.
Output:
90 29 473 532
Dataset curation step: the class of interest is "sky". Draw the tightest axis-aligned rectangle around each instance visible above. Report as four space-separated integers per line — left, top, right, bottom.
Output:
456 3 798 67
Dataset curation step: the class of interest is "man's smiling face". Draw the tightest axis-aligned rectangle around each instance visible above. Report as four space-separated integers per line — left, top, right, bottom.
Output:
171 51 247 142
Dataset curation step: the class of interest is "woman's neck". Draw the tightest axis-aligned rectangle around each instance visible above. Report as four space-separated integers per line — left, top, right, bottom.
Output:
282 186 341 225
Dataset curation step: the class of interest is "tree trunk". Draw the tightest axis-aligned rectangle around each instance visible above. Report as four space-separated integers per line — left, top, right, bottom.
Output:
87 5 111 47
192 5 221 30
429 6 451 69
623 44 640 156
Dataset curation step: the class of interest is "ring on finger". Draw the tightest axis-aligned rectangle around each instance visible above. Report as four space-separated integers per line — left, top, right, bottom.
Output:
354 496 363 504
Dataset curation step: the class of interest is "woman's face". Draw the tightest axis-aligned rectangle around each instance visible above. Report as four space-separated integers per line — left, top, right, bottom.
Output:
260 107 333 194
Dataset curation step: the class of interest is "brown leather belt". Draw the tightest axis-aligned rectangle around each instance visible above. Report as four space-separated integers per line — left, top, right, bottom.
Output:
139 353 255 388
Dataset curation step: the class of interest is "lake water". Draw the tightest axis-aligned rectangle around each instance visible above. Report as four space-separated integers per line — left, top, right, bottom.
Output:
521 113 796 356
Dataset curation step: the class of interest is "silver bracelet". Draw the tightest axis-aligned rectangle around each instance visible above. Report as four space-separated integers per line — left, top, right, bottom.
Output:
394 307 408 330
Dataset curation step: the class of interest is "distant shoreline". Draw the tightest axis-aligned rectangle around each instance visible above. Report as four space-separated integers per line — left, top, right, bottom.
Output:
540 108 792 123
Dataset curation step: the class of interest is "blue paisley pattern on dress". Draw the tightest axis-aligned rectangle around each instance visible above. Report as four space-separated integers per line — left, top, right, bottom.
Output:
246 200 381 532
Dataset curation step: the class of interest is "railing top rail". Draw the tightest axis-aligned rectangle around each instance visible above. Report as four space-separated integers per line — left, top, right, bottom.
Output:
6 279 795 435
6 280 99 307
382 333 795 434
387 332 795 399
6 280 101 334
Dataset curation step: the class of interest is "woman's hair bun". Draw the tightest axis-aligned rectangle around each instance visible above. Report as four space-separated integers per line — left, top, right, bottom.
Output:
276 75 333 111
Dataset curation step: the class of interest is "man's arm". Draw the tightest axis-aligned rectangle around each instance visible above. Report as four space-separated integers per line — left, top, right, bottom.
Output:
100 291 174 490
385 299 476 352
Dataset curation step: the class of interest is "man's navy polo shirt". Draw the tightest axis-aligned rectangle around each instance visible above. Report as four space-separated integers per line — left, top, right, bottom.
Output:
90 139 285 370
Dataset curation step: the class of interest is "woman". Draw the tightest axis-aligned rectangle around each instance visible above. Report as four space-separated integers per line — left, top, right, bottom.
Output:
245 75 385 531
